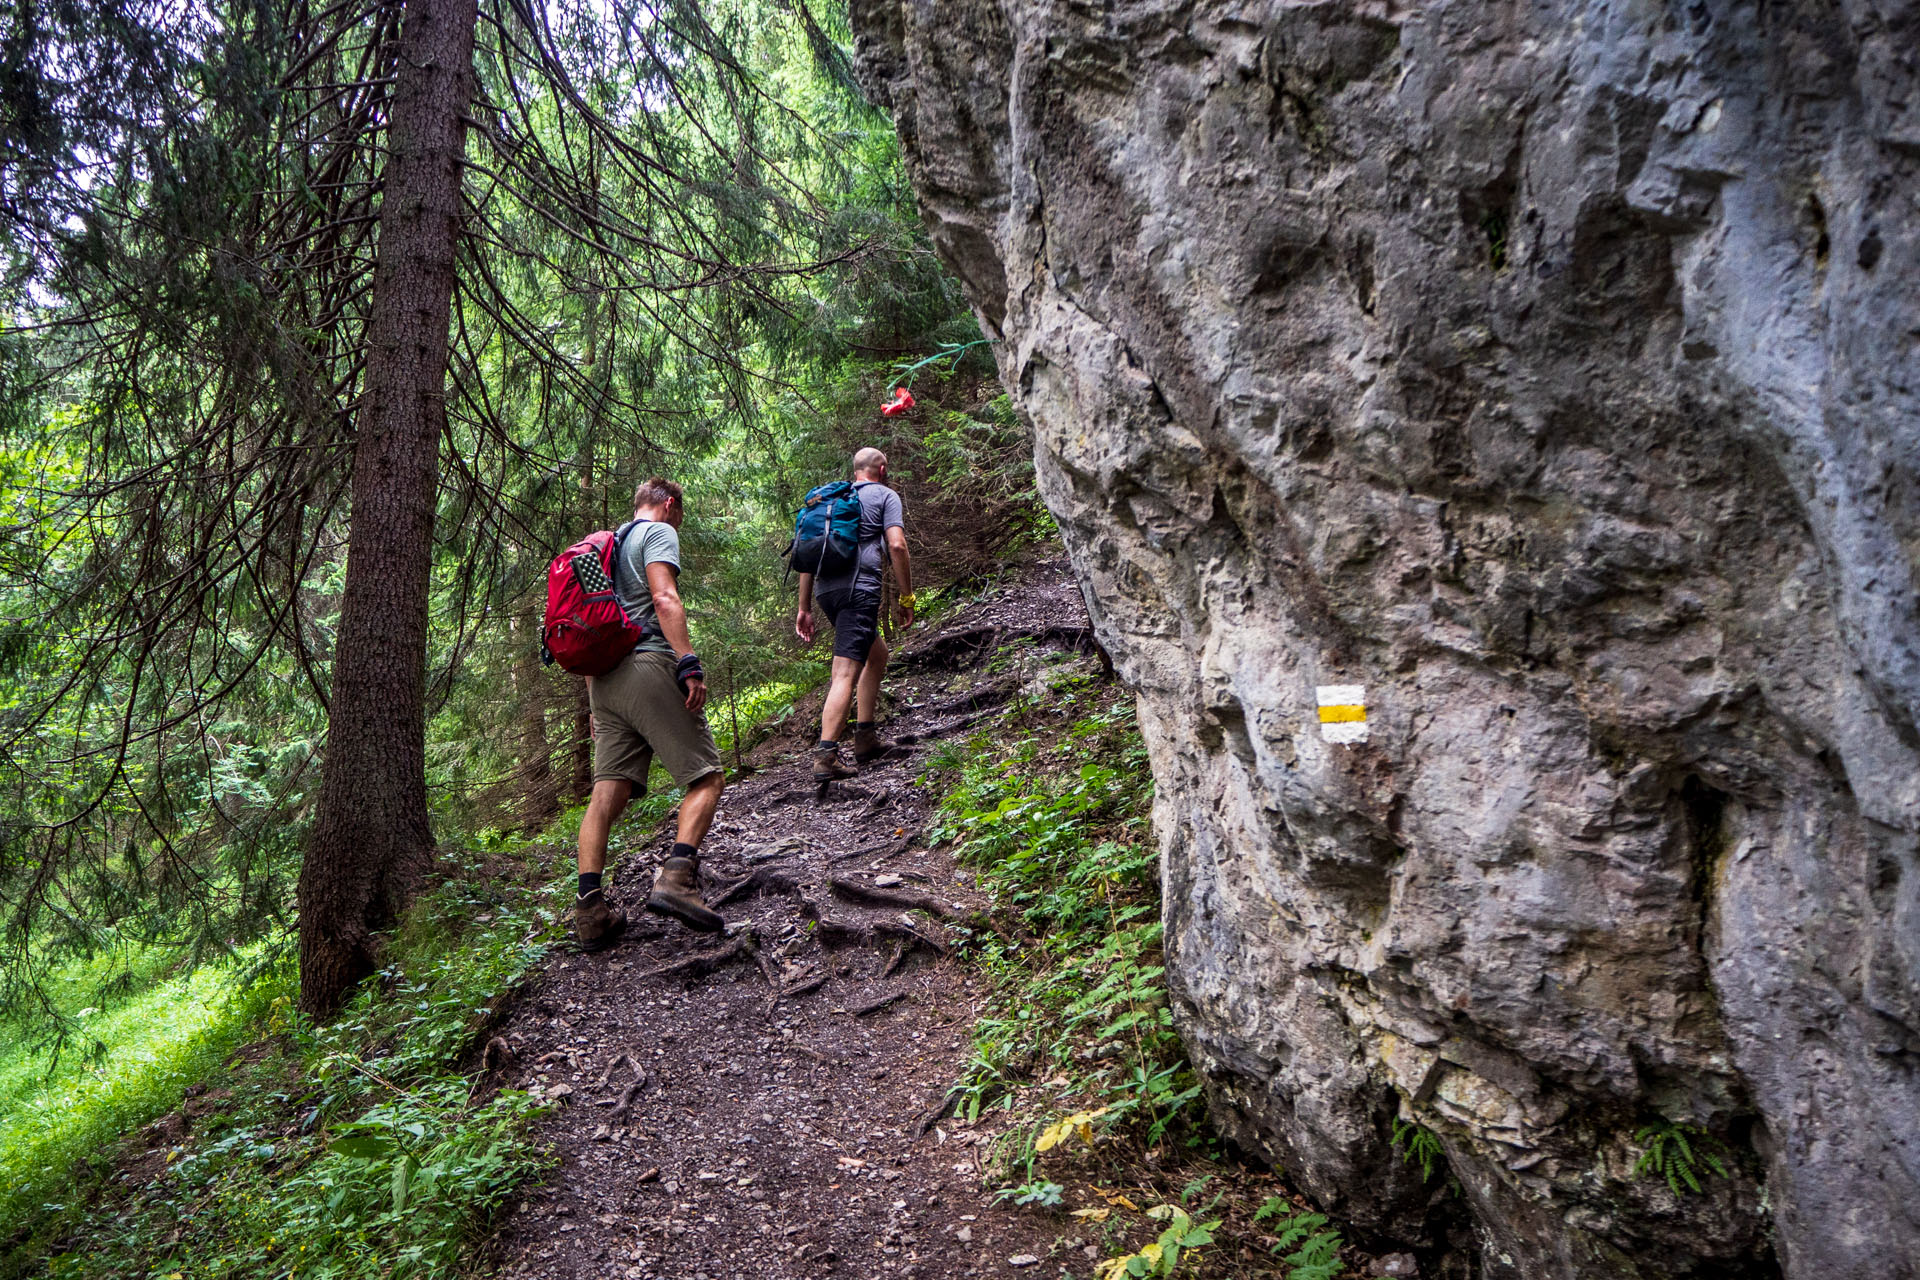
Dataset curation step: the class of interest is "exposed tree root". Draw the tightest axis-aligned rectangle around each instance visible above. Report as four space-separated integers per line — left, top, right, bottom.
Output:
710 864 807 907
850 990 908 1016
633 928 757 980
829 832 917 865
828 876 968 920
925 678 1021 718
874 918 950 956
913 1090 959 1138
608 1077 647 1121
597 1051 643 1086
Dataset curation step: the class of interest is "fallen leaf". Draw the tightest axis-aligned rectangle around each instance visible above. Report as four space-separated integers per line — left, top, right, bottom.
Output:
1071 1207 1112 1222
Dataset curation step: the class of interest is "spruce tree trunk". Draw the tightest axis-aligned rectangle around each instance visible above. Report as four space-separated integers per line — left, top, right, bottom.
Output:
298 0 476 1015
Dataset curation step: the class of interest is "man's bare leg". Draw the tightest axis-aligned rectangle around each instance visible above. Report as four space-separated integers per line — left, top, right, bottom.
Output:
851 636 893 762
817 655 863 744
676 770 724 848
577 778 633 877
855 635 889 724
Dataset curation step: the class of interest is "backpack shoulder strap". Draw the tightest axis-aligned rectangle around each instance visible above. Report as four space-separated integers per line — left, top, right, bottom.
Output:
611 519 647 587
611 518 655 639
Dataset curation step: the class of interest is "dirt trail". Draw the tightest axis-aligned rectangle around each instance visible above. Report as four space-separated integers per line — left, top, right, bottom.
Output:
487 557 1106 1280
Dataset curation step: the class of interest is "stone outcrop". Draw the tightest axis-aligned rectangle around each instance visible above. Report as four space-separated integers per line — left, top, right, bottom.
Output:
851 1 1920 1275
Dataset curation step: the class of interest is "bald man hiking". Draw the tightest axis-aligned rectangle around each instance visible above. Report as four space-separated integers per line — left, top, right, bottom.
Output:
573 477 727 950
793 447 914 781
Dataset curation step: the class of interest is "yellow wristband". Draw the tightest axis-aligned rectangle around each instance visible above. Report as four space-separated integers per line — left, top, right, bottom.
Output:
901 593 917 609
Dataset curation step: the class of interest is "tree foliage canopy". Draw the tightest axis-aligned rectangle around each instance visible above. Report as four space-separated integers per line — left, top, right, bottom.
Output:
0 0 1017 1031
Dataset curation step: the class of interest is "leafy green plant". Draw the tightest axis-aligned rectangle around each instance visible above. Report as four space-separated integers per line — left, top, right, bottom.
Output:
1253 1198 1344 1280
996 1178 1066 1209
929 700 1203 1162
1095 1203 1221 1278
1391 1117 1445 1183
24 844 561 1279
1633 1122 1730 1196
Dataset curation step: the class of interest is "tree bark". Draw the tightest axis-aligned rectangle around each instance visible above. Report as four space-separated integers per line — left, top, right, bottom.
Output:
298 0 476 1015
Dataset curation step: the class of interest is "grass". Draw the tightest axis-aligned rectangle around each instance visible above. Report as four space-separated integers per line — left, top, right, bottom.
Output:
2 839 568 1280
0 946 284 1235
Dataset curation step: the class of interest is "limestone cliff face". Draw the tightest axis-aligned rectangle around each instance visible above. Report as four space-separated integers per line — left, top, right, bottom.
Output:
852 1 1920 1275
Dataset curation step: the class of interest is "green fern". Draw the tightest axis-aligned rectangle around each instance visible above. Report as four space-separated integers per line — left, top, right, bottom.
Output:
1633 1122 1730 1196
1254 1198 1344 1280
1390 1117 1444 1183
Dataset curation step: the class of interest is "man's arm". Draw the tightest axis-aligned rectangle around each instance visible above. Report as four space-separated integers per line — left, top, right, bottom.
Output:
886 526 914 627
795 571 816 643
645 560 707 713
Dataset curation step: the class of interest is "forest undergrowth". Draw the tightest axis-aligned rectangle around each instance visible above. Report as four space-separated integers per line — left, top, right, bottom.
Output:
1 845 573 1280
921 672 1352 1279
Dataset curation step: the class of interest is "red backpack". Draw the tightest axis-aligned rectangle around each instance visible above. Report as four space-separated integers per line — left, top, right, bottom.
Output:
540 520 650 676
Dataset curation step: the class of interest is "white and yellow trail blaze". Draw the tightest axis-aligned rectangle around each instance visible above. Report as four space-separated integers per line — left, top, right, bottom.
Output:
1316 684 1368 744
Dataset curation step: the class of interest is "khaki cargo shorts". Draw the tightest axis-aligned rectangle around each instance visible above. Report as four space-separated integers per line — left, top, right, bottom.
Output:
589 649 722 793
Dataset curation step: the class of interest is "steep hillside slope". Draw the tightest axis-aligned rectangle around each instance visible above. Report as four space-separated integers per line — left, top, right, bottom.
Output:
849 1 1920 1276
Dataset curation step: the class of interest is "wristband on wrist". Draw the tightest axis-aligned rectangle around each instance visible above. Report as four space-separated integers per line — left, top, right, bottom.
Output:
674 652 704 688
900 592 917 609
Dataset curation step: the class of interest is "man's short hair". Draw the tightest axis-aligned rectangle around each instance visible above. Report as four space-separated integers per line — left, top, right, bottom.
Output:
632 476 683 512
851 447 887 477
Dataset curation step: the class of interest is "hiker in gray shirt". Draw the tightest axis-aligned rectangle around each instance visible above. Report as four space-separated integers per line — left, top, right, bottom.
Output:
794 448 915 780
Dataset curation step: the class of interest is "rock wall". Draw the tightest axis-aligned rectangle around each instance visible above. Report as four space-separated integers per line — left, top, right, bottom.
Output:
851 0 1920 1276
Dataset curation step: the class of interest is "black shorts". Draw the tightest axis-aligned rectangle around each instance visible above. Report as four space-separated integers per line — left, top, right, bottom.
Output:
817 588 882 663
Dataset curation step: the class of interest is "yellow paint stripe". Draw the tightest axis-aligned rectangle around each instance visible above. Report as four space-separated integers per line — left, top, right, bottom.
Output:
1318 705 1366 723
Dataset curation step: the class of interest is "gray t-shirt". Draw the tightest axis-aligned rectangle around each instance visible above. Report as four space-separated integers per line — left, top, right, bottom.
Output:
612 519 680 656
816 482 904 595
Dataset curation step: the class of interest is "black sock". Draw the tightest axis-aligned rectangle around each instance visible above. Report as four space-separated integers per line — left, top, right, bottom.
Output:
670 841 698 862
855 720 875 731
578 871 601 895
815 738 837 751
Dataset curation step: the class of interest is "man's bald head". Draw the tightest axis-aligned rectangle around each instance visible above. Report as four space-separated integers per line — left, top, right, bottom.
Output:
852 447 888 480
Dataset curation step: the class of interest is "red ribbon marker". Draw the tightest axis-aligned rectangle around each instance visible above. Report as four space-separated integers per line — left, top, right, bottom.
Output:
879 387 916 417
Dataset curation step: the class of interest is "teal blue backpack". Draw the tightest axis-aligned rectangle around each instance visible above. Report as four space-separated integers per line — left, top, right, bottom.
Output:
784 480 869 578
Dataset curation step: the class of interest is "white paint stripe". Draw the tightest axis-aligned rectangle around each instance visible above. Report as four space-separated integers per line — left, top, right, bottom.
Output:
1316 684 1365 707
1321 720 1371 745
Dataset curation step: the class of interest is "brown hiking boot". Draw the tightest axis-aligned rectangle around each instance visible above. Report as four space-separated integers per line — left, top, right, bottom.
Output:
811 743 858 782
850 723 891 764
645 856 725 933
575 889 628 952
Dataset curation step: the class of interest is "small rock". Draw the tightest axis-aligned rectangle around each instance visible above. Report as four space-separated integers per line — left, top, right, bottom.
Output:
955 1226 972 1242
1372 1253 1419 1278
874 874 904 887
1008 1256 1039 1268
